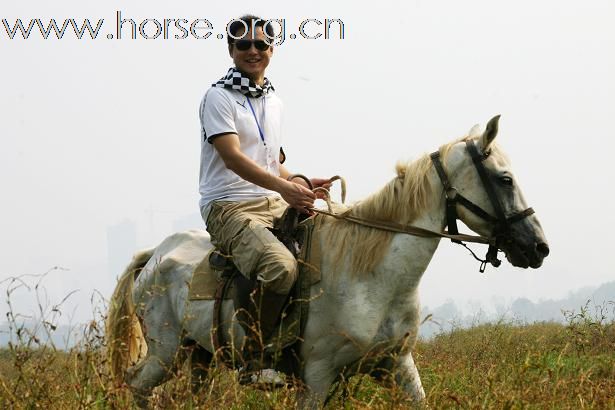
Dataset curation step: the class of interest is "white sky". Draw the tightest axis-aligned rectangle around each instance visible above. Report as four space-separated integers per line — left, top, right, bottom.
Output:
1 0 614 323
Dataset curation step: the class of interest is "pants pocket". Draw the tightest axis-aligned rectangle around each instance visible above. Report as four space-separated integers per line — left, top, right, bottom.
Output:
231 222 268 279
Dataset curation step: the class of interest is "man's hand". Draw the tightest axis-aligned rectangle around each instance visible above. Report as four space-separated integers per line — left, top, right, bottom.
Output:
288 177 333 200
310 178 332 199
279 180 316 214
288 176 332 190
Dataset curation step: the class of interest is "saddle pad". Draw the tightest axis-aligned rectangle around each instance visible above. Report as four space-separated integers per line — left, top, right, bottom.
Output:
187 215 324 301
188 250 233 300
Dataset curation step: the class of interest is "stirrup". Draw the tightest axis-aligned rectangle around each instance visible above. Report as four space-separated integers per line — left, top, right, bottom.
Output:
238 367 286 387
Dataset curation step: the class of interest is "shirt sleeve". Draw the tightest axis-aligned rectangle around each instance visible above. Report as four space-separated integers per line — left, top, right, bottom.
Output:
200 88 237 144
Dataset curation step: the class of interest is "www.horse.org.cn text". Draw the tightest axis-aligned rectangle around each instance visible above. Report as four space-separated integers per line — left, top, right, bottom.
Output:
1 12 345 44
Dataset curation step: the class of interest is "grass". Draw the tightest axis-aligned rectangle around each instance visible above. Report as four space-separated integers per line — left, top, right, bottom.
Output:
0 292 613 409
413 318 614 409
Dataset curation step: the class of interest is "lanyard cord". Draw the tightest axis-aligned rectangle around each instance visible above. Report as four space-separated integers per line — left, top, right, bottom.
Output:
246 97 266 145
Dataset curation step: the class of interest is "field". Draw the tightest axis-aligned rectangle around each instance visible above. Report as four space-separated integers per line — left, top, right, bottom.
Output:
0 302 613 409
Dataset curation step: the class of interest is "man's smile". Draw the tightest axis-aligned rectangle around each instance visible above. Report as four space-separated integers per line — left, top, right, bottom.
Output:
229 25 273 85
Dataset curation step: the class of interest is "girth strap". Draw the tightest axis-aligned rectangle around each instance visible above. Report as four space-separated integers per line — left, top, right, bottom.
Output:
212 271 236 363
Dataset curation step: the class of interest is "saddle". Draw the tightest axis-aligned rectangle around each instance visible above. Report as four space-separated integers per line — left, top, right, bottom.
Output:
188 208 323 374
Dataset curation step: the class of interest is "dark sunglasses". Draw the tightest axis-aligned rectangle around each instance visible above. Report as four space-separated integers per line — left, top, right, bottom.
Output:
234 39 271 51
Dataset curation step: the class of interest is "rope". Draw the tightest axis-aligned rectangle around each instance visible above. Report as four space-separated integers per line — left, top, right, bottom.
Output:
305 175 496 268
308 207 493 245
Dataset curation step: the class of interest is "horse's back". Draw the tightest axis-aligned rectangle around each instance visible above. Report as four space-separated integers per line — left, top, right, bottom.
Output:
135 229 213 290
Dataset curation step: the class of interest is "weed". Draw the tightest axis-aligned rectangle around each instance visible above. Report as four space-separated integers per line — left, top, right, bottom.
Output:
0 274 613 409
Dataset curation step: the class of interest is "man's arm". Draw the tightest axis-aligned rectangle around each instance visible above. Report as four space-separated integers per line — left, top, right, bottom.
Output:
212 134 316 212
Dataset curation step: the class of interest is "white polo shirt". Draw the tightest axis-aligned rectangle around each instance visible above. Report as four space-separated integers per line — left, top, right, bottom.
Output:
198 86 283 214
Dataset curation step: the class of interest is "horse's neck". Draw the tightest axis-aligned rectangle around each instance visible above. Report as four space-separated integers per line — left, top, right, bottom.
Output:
336 171 447 341
379 169 446 291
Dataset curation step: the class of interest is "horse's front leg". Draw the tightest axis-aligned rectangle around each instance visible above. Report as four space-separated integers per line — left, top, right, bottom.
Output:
297 358 338 409
393 351 426 403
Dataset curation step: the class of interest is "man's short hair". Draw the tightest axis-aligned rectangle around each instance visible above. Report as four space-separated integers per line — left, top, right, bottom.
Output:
227 14 274 45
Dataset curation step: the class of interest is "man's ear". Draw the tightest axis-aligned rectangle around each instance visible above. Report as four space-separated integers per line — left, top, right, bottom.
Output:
228 44 233 57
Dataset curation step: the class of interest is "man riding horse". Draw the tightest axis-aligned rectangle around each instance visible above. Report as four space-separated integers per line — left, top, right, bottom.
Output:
198 14 330 379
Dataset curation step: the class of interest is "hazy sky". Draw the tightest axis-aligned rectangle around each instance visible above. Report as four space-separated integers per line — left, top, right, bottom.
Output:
1 0 614 324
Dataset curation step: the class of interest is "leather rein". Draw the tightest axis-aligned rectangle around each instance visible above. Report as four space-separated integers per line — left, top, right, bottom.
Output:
306 140 535 272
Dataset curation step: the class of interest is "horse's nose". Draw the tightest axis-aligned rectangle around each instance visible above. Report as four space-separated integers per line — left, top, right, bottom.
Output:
536 242 550 257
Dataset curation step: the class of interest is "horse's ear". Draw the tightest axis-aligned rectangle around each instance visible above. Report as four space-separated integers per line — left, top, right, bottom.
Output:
395 162 406 179
478 115 501 153
467 124 482 138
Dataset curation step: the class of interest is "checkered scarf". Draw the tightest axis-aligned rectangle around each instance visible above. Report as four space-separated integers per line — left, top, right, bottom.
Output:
212 67 274 98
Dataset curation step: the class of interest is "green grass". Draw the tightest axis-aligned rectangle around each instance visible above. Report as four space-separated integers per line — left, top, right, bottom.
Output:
412 320 614 409
0 310 613 409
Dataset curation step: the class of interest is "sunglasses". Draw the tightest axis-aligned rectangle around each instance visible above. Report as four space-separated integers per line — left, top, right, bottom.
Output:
234 39 271 51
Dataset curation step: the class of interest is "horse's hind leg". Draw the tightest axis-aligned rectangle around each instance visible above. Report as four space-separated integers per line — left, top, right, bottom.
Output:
184 341 213 394
126 321 182 407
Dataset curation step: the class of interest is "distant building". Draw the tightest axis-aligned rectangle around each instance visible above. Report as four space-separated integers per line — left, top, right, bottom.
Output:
107 219 137 278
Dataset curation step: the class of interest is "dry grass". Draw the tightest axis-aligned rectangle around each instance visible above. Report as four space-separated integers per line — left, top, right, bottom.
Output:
0 276 613 409
413 316 615 408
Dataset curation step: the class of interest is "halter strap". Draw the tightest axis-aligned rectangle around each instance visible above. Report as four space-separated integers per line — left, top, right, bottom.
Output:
430 151 462 241
429 140 536 270
465 140 508 228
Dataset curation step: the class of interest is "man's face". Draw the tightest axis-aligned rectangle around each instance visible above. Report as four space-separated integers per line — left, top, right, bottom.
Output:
229 26 273 81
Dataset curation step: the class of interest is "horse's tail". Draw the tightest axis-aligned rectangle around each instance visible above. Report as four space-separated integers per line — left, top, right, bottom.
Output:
106 248 154 385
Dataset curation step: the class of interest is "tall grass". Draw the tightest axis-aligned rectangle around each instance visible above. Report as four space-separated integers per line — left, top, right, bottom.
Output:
0 274 613 409
414 307 614 408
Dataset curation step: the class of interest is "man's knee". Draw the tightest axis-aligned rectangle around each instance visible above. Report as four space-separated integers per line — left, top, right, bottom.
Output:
255 244 298 295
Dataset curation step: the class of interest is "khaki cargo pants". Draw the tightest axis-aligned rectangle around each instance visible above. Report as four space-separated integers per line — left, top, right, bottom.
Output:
203 196 298 295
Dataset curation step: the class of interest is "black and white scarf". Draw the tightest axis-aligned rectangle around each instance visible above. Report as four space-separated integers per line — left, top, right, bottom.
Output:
212 67 274 98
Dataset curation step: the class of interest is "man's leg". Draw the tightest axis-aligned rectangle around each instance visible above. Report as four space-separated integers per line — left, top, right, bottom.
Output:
231 220 298 342
205 198 298 372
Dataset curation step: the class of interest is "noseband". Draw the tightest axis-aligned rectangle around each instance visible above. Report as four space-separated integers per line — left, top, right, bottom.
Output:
430 140 535 271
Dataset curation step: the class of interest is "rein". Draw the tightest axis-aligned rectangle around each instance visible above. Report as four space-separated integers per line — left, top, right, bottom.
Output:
310 207 493 245
302 138 536 272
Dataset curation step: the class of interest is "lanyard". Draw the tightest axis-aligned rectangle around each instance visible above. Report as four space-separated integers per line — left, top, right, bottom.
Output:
246 97 266 146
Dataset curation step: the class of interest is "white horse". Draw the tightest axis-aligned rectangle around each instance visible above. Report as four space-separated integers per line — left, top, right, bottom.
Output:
106 116 549 407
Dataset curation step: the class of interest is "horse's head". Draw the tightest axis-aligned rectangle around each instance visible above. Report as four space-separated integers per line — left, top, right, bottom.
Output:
441 115 549 269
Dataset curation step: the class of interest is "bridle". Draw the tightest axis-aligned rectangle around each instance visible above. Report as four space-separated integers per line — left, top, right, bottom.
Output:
430 140 535 271
301 138 536 272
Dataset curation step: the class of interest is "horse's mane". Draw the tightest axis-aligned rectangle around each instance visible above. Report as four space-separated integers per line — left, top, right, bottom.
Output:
323 134 499 276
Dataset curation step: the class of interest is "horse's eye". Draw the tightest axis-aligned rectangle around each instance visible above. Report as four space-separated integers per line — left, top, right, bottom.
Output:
500 176 513 186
